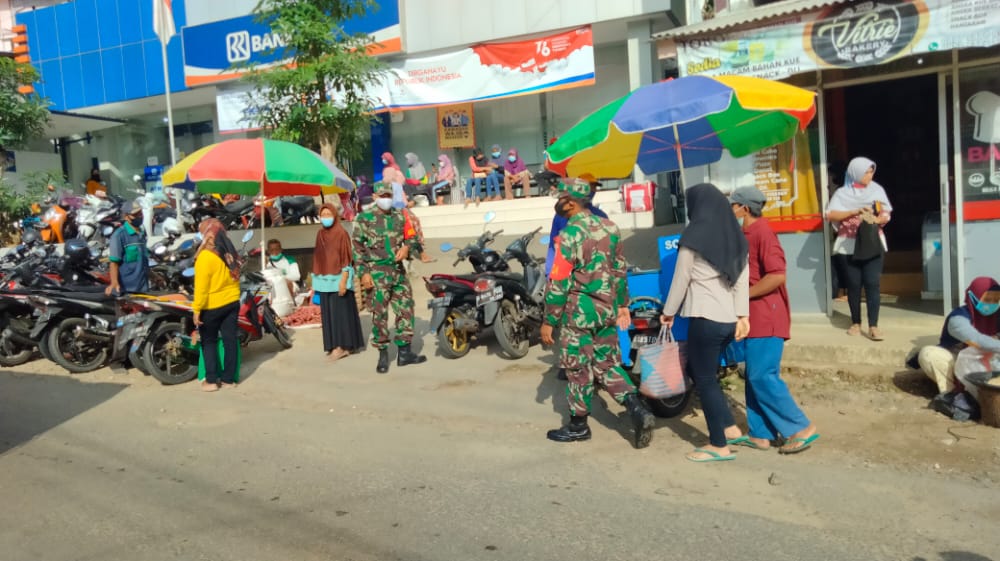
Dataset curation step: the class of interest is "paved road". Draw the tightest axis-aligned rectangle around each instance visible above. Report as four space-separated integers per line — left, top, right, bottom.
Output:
1 327 997 561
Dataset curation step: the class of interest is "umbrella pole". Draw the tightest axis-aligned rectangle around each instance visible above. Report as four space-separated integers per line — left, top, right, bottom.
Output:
672 124 688 191
259 187 266 271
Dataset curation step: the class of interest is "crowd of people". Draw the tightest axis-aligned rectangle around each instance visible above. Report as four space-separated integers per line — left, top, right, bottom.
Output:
96 147 992 442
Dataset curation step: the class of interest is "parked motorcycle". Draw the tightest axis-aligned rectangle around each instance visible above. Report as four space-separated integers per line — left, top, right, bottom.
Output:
277 196 318 225
426 213 547 359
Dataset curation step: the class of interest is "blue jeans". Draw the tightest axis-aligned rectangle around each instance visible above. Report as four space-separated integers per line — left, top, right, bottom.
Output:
687 318 737 447
465 174 499 200
744 337 810 440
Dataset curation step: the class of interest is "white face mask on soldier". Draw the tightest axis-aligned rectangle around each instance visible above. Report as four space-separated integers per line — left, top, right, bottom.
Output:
376 198 394 211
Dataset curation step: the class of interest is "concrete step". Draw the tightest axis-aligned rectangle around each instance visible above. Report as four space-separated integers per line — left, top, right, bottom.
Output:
412 190 654 238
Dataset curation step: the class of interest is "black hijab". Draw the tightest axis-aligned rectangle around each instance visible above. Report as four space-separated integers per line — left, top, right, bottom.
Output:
679 183 748 287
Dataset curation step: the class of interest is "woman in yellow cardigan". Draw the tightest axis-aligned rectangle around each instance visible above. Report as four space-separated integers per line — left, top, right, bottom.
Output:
193 218 243 392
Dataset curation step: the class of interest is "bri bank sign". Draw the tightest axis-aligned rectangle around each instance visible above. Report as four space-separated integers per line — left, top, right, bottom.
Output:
181 7 401 87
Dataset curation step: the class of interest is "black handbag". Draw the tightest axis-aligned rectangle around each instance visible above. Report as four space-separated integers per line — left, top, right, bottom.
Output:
853 219 884 261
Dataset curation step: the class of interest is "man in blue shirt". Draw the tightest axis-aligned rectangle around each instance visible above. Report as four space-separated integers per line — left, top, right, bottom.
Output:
106 200 150 295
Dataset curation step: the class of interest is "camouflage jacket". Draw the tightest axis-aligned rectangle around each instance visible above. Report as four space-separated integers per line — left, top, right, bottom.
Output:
352 208 421 278
544 212 628 330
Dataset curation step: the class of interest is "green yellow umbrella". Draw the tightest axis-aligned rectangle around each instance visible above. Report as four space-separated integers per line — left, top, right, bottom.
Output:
163 138 355 195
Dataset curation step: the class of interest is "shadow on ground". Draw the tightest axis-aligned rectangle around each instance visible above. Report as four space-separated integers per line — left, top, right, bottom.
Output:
0 371 128 455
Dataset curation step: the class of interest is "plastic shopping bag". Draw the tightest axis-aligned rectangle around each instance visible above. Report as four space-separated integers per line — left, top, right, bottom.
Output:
638 327 687 399
954 347 1000 401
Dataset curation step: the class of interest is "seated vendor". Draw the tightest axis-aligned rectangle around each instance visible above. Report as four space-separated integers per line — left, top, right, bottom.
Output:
265 239 302 295
917 277 1000 395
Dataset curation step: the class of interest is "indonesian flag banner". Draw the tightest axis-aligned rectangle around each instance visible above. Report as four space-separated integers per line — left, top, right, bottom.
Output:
153 0 176 46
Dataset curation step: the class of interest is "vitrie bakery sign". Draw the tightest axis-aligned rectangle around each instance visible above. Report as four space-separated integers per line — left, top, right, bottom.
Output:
673 0 996 80
807 1 929 67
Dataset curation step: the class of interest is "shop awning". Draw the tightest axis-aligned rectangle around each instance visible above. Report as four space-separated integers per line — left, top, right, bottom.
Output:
654 0 849 39
45 110 127 139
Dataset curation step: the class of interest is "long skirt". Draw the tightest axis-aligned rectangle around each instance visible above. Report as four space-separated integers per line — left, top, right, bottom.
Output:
319 290 365 353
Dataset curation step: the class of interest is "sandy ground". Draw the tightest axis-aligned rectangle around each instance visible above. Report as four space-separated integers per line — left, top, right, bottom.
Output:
2 304 999 561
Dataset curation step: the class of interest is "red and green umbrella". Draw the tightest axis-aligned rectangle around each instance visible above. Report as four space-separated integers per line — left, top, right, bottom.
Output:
162 138 355 196
545 75 816 185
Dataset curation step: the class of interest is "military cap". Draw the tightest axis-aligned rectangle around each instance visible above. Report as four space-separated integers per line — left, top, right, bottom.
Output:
558 180 592 201
373 182 393 196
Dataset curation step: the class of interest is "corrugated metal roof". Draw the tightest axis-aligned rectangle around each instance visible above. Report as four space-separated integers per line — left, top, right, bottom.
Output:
654 0 850 39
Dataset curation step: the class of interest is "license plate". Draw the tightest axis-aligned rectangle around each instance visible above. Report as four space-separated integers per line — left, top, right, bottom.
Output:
631 334 657 348
476 286 504 307
428 295 452 308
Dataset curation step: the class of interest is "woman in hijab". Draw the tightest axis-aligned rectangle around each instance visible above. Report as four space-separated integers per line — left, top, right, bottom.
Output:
916 277 1000 395
312 203 365 360
193 218 244 392
503 148 532 200
661 183 750 462
826 157 893 341
380 152 408 208
430 154 455 205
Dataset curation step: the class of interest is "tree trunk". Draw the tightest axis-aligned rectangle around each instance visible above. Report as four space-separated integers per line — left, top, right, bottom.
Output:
318 129 339 167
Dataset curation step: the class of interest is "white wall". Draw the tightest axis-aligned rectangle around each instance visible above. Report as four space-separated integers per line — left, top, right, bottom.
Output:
401 0 673 54
3 150 62 191
387 44 629 178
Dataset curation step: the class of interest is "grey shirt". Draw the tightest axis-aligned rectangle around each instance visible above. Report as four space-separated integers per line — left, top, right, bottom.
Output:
947 314 1000 353
663 247 750 324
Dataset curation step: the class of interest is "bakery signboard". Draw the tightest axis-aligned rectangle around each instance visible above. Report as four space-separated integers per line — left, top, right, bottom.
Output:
675 0 1000 80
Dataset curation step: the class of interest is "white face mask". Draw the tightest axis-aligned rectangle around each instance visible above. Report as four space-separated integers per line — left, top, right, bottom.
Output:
375 198 394 211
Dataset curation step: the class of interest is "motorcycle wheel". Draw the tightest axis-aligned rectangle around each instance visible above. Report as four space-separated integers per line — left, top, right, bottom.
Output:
262 305 293 349
129 344 149 375
436 311 471 359
142 321 197 385
0 333 35 367
37 329 54 363
48 317 109 374
643 391 693 419
493 300 529 359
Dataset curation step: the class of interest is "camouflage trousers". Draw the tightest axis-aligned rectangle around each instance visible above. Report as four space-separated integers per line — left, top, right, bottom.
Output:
559 325 637 417
368 267 415 350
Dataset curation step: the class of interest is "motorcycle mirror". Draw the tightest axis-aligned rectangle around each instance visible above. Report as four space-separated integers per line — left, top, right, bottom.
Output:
539 235 551 246
179 240 194 251
148 258 158 267
440 242 453 252
483 211 496 224
241 231 254 244
194 232 203 243
102 225 114 236
182 267 195 278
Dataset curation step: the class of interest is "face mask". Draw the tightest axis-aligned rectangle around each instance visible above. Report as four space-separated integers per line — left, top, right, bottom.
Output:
736 216 744 227
269 253 284 262
376 198 394 211
320 217 335 228
969 291 1000 316
491 152 501 158
508 156 516 163
381 159 388 165
129 215 143 227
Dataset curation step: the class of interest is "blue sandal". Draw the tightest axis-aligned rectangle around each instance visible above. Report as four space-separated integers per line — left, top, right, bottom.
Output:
779 434 820 455
727 435 770 450
686 448 736 463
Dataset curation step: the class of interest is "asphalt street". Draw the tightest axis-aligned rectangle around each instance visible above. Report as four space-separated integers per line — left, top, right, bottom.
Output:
1 326 998 561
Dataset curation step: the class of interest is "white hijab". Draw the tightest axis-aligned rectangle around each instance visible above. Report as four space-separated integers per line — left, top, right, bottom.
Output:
828 157 893 220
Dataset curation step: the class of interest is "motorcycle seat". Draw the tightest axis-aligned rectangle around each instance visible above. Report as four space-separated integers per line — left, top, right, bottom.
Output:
225 199 254 214
43 290 115 302
429 273 481 282
492 272 524 282
282 196 315 211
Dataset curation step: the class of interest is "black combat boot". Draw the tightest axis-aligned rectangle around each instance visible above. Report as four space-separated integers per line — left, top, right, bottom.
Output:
546 415 592 442
397 344 427 367
376 348 390 374
623 394 655 449
557 368 568 381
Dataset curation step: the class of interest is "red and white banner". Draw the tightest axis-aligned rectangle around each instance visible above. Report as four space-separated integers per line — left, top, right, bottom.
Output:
370 27 595 111
153 0 175 46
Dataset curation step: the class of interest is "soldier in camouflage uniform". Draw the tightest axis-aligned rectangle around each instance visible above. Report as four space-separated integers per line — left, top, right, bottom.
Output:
353 183 428 373
540 181 655 448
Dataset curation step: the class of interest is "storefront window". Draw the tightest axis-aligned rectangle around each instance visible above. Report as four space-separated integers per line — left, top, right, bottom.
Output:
959 64 1000 203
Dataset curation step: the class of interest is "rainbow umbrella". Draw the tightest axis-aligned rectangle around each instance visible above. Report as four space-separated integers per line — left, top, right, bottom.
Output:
544 75 816 187
162 138 355 196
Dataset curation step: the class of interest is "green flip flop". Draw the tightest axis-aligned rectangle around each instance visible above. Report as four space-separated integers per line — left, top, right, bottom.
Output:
727 435 769 450
686 448 736 463
779 434 820 455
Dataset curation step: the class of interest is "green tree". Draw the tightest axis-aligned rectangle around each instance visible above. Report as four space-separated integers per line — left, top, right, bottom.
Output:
242 0 386 166
0 57 50 175
0 57 51 244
